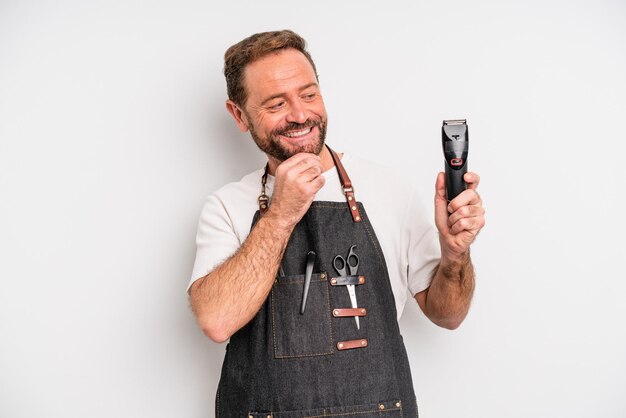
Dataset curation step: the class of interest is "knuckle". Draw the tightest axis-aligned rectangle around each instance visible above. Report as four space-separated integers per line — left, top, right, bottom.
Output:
305 156 318 166
287 170 298 181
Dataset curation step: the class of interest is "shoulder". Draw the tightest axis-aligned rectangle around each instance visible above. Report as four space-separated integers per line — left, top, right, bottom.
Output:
211 169 262 204
198 168 263 230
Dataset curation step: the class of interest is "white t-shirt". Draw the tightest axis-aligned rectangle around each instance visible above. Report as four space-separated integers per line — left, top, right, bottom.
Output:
188 153 441 319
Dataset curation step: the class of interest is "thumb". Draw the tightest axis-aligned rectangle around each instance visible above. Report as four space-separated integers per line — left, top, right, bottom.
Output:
434 172 449 233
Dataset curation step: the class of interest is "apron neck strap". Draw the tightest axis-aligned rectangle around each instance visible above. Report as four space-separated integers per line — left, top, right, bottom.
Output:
326 145 362 223
258 145 362 223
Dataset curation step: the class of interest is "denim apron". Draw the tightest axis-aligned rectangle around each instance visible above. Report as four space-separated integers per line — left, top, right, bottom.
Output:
216 147 419 417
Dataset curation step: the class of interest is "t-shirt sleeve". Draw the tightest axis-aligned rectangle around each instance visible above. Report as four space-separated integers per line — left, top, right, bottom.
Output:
405 189 441 296
187 193 241 293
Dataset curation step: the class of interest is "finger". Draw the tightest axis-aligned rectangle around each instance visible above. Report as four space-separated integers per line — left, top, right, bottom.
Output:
446 230 477 252
464 172 481 190
307 173 326 192
294 155 323 176
447 204 485 227
279 156 322 182
290 156 324 181
449 216 483 235
448 188 481 213
300 164 323 182
299 172 326 197
434 172 450 233
278 153 321 172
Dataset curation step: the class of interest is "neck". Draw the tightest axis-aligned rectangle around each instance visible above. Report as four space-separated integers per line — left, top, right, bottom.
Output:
266 145 340 176
319 145 338 171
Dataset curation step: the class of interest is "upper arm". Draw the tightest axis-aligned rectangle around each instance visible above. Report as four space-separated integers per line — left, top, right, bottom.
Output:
405 189 440 296
414 287 429 315
187 194 241 293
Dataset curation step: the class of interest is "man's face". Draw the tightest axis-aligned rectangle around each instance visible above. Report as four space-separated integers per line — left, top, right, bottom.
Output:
237 48 327 162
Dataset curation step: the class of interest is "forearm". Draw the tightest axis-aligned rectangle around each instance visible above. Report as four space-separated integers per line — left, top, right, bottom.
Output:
189 211 294 343
423 251 475 329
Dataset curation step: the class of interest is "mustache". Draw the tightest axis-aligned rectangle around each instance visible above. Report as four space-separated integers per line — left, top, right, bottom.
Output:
272 119 322 137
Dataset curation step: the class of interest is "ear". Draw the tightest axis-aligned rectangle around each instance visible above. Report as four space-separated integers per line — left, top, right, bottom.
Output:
225 100 250 132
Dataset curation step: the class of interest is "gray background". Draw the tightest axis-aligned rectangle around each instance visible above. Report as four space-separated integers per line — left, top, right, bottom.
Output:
1 0 625 417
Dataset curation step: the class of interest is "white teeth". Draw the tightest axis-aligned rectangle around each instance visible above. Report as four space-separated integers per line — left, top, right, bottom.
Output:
283 127 312 138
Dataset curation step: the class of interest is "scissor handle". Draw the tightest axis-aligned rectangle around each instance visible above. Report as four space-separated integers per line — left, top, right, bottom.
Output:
347 245 359 275
333 255 348 276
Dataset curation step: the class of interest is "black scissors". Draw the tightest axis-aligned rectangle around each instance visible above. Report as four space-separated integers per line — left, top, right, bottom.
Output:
333 245 360 329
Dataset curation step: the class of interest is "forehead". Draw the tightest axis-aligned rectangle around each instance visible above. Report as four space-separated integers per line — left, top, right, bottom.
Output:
243 48 318 103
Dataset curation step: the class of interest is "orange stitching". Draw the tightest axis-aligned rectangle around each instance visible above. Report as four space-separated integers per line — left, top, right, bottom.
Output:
274 350 334 359
216 385 220 418
304 407 402 417
271 287 278 358
276 278 327 285
325 274 334 353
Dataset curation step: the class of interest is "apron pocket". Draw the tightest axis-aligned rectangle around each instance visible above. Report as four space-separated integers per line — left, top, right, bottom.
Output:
249 399 404 417
271 272 333 358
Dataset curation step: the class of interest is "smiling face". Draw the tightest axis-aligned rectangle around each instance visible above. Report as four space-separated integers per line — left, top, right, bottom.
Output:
226 48 328 164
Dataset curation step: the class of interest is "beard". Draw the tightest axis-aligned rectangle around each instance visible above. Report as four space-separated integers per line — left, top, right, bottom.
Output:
247 116 327 162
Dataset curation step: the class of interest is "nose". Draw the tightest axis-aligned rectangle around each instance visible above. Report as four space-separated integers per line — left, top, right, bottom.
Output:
286 100 308 124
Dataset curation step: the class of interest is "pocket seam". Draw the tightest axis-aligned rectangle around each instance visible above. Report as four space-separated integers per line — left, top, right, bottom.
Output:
304 406 403 417
250 400 403 417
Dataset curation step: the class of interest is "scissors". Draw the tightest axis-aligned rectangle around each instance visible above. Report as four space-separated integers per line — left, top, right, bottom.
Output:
333 245 360 329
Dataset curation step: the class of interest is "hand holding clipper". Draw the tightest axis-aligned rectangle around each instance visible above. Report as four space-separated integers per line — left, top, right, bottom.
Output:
442 119 469 202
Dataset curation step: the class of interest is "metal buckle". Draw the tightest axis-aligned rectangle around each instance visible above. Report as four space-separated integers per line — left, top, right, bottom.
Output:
258 193 269 210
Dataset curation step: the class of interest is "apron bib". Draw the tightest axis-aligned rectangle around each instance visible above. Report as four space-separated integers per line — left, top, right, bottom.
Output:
216 147 418 417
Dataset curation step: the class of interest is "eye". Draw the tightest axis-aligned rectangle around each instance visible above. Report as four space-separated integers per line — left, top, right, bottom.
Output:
302 92 317 101
268 101 285 110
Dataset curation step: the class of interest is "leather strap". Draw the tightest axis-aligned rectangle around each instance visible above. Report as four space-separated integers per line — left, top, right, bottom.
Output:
327 146 362 223
332 308 367 317
329 275 366 286
337 339 368 350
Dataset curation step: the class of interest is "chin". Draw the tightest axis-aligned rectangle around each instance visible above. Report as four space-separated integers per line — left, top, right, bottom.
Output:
275 138 325 160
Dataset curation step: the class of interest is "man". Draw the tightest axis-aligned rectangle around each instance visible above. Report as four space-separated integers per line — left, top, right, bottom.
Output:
189 30 485 417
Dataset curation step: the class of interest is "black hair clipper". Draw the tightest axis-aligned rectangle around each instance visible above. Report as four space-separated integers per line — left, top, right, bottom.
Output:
442 119 469 202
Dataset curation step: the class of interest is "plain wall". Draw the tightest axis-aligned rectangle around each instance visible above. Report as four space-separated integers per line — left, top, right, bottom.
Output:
1 1 625 417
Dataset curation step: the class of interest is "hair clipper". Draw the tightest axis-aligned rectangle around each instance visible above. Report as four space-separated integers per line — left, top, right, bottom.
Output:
442 119 469 202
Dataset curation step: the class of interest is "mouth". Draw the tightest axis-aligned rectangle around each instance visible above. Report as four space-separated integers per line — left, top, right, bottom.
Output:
278 125 319 144
281 127 313 138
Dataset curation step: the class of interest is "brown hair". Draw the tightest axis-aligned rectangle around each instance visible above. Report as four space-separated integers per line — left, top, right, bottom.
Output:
224 30 318 106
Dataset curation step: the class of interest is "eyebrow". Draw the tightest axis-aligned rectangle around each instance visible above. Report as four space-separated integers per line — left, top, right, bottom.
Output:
260 82 319 106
